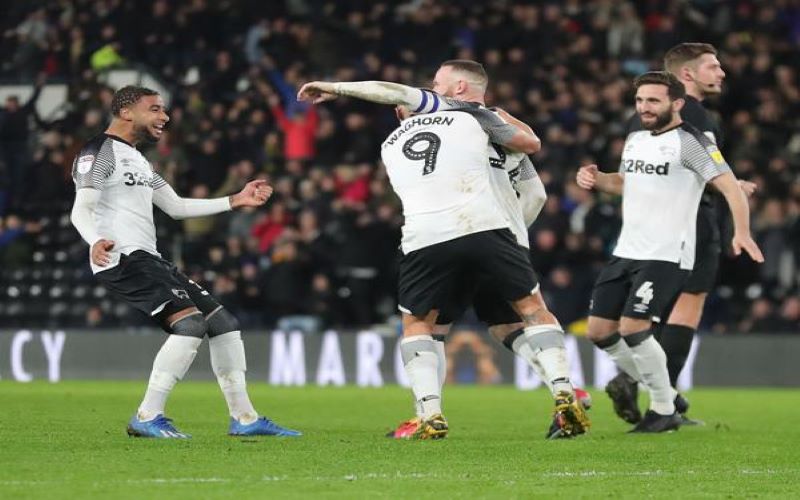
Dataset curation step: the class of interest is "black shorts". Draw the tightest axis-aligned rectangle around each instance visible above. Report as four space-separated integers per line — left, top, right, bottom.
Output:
95 250 221 329
590 257 689 322
683 202 721 294
398 229 538 319
437 285 522 326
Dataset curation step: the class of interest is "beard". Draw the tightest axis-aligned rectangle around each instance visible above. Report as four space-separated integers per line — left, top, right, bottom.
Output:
133 123 160 143
640 108 673 131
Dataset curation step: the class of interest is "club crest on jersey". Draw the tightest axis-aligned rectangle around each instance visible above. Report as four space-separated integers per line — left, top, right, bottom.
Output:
77 155 94 174
658 145 676 157
623 159 669 175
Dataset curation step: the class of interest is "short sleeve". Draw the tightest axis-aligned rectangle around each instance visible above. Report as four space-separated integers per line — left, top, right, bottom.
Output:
72 137 116 190
678 126 731 181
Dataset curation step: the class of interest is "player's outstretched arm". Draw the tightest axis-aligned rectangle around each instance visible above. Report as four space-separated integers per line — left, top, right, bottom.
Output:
710 171 764 263
153 178 272 220
297 80 477 116
576 164 624 195
298 80 425 108
70 188 115 267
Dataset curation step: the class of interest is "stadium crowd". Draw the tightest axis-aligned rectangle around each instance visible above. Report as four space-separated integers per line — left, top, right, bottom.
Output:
0 0 798 333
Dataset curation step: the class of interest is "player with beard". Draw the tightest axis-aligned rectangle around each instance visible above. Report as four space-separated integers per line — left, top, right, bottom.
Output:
602 44 756 426
70 86 300 438
576 72 763 432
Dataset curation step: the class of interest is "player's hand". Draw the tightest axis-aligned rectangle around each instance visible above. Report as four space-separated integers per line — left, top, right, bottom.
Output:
297 82 338 104
395 105 411 122
231 179 273 208
91 239 115 267
576 164 599 190
732 233 765 263
738 179 757 197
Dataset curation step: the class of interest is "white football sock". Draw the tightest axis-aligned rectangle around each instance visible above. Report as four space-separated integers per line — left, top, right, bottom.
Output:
210 331 258 424
400 335 442 419
628 335 675 415
511 335 552 391
520 324 573 396
601 336 643 381
138 335 202 421
414 336 447 419
530 358 553 392
434 337 447 392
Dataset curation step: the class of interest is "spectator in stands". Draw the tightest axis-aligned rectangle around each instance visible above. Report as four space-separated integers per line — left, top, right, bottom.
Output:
0 75 44 211
269 94 318 162
0 1 797 332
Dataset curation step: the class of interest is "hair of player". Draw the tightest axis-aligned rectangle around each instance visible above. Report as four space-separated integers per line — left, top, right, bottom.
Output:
663 43 718 74
111 86 159 117
633 71 686 101
440 59 488 90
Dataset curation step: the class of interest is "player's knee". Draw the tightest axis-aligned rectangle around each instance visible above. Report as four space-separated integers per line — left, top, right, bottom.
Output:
170 313 208 338
206 307 240 338
619 319 652 336
667 293 706 328
586 316 617 342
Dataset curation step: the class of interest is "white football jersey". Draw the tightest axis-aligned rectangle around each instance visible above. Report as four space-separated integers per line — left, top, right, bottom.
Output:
381 109 518 253
613 122 730 269
408 96 542 250
72 134 167 274
486 132 538 249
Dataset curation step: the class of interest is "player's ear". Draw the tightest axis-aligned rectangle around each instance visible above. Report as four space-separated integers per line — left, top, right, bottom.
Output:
673 97 685 113
119 107 133 121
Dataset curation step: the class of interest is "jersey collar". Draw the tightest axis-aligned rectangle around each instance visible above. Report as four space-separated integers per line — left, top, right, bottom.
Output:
650 121 683 136
104 133 134 147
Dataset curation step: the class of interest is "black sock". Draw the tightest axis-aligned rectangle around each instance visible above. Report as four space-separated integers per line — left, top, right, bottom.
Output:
652 321 664 344
657 324 695 387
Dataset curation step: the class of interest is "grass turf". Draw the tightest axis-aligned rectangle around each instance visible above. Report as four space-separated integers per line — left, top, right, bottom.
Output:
1 382 799 499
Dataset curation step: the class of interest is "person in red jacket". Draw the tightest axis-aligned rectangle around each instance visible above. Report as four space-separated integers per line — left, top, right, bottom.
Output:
269 95 318 161
251 200 290 253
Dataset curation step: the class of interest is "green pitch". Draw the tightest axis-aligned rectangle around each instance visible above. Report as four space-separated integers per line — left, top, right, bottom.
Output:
1 382 799 499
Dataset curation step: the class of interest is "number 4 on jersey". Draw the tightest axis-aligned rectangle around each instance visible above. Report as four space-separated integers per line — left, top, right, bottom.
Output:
635 281 655 305
402 132 441 175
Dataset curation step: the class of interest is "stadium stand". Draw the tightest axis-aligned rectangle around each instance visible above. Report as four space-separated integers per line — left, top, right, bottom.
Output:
0 0 797 332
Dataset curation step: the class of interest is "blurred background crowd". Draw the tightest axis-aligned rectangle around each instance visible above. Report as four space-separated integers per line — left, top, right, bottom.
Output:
0 0 798 333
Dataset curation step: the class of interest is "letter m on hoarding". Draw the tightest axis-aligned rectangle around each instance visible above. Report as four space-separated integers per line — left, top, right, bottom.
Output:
269 331 307 385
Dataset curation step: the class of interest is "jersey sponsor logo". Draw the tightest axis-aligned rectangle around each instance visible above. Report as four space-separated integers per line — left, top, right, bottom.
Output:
123 171 155 187
623 159 669 175
384 116 455 147
77 155 94 174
